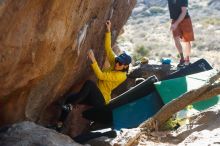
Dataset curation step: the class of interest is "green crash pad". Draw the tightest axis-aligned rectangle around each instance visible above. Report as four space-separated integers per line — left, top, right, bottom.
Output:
154 70 220 111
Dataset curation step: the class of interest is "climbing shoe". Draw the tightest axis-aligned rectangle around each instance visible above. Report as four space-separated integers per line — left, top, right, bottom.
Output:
61 104 73 112
177 59 185 67
184 60 191 66
47 122 63 132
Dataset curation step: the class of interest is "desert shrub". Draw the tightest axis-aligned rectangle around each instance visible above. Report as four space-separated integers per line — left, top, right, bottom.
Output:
162 117 181 131
201 17 220 26
133 45 149 61
140 10 151 17
149 6 165 15
117 36 126 43
162 105 194 131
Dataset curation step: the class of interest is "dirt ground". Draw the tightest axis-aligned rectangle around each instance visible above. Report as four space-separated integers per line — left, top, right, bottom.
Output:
111 105 220 146
117 0 220 70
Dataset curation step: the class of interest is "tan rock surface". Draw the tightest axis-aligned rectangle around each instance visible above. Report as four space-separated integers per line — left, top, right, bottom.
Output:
0 0 136 126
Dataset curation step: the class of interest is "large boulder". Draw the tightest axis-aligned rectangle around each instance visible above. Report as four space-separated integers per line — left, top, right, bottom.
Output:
0 0 136 126
0 121 82 146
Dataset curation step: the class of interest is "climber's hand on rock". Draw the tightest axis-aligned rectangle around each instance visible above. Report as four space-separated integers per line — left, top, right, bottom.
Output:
106 20 111 32
87 49 96 63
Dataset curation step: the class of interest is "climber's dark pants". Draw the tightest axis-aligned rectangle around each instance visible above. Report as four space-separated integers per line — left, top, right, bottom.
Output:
82 107 113 124
59 80 105 121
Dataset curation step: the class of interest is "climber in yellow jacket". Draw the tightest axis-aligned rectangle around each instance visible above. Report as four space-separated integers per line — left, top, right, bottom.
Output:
52 20 132 131
88 22 131 104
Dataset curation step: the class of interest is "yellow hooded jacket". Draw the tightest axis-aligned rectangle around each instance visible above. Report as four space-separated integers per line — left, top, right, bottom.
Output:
91 32 127 104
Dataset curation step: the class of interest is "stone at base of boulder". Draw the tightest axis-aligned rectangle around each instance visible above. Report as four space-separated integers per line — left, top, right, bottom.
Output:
63 104 92 138
0 121 82 146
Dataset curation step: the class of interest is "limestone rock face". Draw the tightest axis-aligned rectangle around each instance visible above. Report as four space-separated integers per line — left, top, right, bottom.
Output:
0 0 136 126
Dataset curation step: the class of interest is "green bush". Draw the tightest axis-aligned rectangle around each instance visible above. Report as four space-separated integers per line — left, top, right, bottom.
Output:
161 117 180 131
133 45 149 61
162 105 193 130
149 7 165 15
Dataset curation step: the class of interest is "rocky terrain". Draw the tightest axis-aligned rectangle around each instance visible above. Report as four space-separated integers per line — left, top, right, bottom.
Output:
110 105 220 146
0 0 220 146
118 0 220 69
0 121 82 146
112 0 220 145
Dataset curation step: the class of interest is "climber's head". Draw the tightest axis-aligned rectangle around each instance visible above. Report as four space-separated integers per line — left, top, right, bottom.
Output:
114 52 132 72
